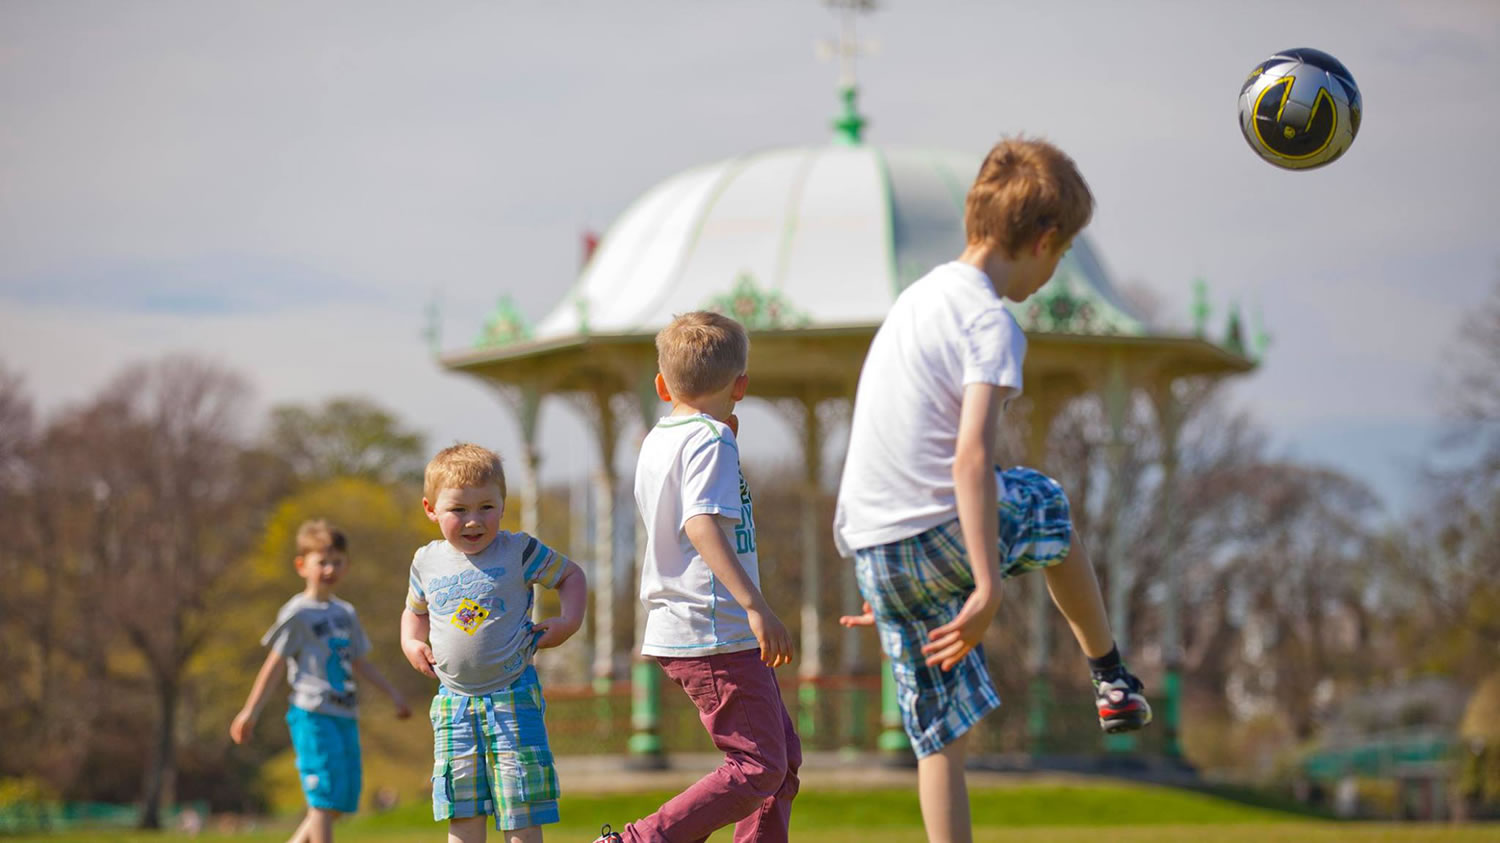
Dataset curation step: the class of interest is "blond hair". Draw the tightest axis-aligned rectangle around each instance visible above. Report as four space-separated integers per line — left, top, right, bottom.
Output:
424 443 506 502
656 311 749 398
296 519 347 556
964 137 1094 256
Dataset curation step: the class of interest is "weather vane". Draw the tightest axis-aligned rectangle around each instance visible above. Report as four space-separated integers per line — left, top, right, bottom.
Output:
817 0 878 88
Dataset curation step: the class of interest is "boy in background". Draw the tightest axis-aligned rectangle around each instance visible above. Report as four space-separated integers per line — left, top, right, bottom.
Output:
232 520 412 843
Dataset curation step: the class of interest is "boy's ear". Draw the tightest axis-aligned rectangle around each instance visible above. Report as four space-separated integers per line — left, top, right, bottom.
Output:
730 373 749 401
422 497 439 522
654 373 672 402
1032 227 1060 257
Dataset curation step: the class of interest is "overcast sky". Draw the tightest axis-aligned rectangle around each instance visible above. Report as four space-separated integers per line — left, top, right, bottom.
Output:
2 0 1497 513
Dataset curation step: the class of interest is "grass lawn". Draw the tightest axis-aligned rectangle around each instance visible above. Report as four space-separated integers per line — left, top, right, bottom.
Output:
7 786 1495 842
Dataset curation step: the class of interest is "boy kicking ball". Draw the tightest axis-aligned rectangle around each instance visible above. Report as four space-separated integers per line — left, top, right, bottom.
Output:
836 137 1151 843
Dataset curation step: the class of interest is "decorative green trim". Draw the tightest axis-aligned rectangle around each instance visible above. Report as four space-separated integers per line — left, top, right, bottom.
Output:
878 659 910 753
627 659 665 759
704 273 812 331
772 149 819 289
1223 302 1246 356
474 295 532 348
931 154 969 216
1252 305 1272 361
798 681 819 741
1013 275 1137 335
1192 278 1211 337
574 295 591 336
832 85 866 145
870 146 901 301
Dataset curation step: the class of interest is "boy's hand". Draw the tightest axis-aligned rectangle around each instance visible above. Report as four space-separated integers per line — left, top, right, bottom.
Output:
726 413 739 437
748 606 794 668
393 697 412 719
401 638 437 679
531 615 581 650
921 588 1002 671
838 601 875 628
229 709 256 745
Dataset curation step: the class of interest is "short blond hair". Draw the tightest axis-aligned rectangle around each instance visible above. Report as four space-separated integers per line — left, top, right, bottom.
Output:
424 443 506 502
965 137 1094 257
656 311 749 398
296 519 347 556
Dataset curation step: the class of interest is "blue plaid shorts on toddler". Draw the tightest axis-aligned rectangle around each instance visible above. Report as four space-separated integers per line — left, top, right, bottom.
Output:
854 467 1073 758
429 665 560 830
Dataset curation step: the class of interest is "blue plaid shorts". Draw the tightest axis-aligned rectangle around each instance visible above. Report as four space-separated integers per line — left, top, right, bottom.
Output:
429 666 560 830
854 467 1072 758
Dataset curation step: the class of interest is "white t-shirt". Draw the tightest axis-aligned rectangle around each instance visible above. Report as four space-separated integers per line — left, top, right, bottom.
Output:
834 261 1027 555
634 413 762 658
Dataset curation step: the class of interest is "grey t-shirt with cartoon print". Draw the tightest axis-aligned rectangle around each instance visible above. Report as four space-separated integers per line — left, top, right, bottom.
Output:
405 534 568 697
261 594 372 719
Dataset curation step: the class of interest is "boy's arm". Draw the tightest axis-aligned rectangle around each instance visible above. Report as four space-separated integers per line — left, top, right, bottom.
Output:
533 560 587 650
684 514 794 667
400 607 437 679
922 381 1009 672
230 651 284 744
353 657 412 719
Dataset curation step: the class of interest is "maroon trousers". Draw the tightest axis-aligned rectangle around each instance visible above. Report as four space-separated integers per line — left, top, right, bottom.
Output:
624 648 802 842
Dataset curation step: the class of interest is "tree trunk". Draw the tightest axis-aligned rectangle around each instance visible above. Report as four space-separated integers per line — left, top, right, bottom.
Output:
138 675 177 829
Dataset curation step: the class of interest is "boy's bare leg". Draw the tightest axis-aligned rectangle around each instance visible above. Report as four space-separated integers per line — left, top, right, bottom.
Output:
285 812 313 843
448 816 487 843
296 808 336 843
916 732 972 843
1043 536 1114 659
502 826 542 843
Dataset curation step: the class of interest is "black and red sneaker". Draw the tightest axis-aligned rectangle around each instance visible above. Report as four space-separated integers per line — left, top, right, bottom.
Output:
1094 668 1153 733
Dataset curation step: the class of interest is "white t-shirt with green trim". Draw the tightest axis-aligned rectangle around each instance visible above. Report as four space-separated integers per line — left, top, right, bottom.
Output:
634 413 762 658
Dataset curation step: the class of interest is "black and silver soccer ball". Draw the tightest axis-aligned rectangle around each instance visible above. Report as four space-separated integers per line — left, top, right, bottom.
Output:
1238 48 1362 170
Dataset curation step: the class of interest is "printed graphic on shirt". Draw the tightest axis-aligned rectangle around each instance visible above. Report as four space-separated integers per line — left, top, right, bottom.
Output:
452 598 490 635
734 469 756 554
326 637 352 693
424 566 507 616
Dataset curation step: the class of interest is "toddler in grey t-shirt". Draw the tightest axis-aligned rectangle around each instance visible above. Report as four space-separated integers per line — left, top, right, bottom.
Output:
399 444 588 838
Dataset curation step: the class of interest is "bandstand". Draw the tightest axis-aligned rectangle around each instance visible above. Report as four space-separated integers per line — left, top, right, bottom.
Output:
438 87 1256 764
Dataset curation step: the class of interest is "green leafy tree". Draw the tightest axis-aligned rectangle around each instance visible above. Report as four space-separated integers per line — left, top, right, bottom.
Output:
266 397 426 486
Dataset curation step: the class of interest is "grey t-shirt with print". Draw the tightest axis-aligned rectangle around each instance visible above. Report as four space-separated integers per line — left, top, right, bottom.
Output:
261 594 372 719
405 533 568 697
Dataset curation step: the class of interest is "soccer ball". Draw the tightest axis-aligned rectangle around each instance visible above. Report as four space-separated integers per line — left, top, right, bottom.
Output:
1238 48 1362 170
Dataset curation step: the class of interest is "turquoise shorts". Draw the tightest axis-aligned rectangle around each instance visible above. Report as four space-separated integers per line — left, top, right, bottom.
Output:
429 666 560 830
285 707 362 813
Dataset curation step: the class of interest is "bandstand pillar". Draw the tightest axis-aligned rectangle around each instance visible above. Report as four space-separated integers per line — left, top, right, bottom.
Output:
1149 378 1186 760
1101 354 1138 753
627 373 668 768
797 391 826 741
1021 382 1071 755
584 387 621 690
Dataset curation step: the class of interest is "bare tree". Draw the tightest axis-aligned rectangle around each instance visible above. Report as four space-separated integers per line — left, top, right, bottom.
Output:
41 355 279 828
